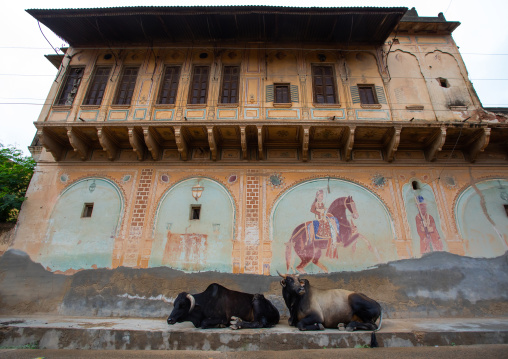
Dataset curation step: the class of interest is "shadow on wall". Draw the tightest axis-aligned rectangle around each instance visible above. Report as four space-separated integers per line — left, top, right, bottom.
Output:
1 248 507 319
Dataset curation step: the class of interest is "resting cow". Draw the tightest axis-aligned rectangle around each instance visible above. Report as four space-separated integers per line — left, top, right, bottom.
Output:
167 283 280 329
278 272 382 347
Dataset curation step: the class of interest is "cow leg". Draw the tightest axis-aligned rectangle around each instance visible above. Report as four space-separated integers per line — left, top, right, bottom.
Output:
200 317 228 329
296 314 325 331
231 294 279 329
346 321 377 331
230 316 268 330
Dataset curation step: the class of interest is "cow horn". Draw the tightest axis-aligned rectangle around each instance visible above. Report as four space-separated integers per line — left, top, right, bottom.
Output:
276 270 287 279
186 294 195 313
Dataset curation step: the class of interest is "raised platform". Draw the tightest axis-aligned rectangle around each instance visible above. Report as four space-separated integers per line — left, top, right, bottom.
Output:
1 316 507 350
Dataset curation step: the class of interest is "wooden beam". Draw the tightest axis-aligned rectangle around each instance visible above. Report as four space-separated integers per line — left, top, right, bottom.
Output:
143 126 161 160
384 126 401 162
67 127 91 161
302 126 310 162
97 127 119 161
207 126 217 161
425 127 447 162
257 126 264 160
240 126 247 160
174 126 188 161
128 127 145 161
342 126 355 161
467 127 491 163
37 128 65 161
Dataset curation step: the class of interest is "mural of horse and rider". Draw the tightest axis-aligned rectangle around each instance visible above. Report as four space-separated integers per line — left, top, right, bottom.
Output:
271 178 398 274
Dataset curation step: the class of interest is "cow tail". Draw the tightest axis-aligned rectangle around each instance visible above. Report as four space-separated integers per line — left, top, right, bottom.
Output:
370 308 383 348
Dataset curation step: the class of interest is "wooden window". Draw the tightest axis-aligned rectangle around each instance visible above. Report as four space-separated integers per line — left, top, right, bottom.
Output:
274 83 290 104
312 65 337 104
220 66 240 104
83 67 111 105
358 85 378 105
190 205 201 220
157 66 180 105
114 67 139 105
188 66 210 105
82 203 94 218
55 67 84 106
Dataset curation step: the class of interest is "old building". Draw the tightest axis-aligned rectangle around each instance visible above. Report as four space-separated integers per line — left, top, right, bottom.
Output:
12 6 508 277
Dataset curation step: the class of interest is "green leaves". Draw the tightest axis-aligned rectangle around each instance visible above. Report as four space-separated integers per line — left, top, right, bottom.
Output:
0 144 35 222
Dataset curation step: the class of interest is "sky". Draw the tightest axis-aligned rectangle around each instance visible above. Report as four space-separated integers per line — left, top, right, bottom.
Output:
1 0 507 155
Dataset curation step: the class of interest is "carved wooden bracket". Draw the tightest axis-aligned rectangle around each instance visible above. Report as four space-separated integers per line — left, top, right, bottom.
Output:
240 126 247 160
257 126 264 160
425 127 447 162
207 126 217 161
67 127 91 161
467 127 491 163
174 126 188 161
143 126 161 160
97 127 119 161
384 126 401 162
342 126 355 161
302 126 310 162
128 127 145 161
37 128 65 161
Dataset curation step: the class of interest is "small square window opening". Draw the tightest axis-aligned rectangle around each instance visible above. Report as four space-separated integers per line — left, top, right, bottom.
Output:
504 204 508 217
190 205 201 220
82 203 94 218
438 78 450 88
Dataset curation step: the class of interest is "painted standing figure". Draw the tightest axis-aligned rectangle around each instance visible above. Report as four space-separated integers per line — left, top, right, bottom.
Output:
308 190 340 246
415 195 443 254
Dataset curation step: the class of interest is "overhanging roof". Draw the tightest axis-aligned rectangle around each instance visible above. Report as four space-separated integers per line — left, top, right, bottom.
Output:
27 6 407 47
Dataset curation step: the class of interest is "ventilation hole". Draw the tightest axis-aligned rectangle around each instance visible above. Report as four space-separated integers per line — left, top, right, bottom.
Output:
412 181 420 190
438 77 450 88
504 204 508 217
82 203 94 218
199 53 208 59
190 205 201 220
103 54 113 60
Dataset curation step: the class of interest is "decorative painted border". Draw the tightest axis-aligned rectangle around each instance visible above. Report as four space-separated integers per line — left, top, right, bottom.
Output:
310 108 345 120
244 108 260 119
77 110 99 121
49 110 70 122
265 108 300 120
216 108 238 120
133 108 148 120
108 110 129 121
355 109 390 121
416 36 449 44
185 108 207 120
153 109 174 121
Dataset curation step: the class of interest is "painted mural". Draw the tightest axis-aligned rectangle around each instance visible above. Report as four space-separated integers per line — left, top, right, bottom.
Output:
403 180 446 257
455 179 508 257
149 177 235 272
271 178 397 273
38 178 123 271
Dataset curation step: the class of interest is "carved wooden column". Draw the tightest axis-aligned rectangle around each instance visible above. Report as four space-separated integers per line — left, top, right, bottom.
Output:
174 126 189 161
302 126 310 162
240 126 248 160
257 125 264 160
384 126 401 162
342 126 355 161
128 127 146 161
37 128 65 161
207 126 217 161
467 127 490 163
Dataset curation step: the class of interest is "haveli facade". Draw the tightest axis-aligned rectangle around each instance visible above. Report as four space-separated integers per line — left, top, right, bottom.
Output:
13 6 508 275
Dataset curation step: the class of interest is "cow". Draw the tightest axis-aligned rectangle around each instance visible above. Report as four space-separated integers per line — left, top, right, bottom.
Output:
167 283 280 330
278 272 382 347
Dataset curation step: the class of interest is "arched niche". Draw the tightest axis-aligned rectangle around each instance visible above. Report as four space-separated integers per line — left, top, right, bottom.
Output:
402 179 447 257
150 177 235 272
455 179 508 257
387 50 432 109
345 51 380 78
270 178 396 274
38 177 123 271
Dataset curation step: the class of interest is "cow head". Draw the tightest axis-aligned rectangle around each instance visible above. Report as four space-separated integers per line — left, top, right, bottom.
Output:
167 292 195 325
278 272 306 296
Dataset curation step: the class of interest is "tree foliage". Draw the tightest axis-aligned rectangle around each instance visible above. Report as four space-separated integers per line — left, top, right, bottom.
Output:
0 144 35 222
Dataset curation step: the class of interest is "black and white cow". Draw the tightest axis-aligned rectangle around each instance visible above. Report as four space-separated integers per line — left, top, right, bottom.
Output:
279 272 382 347
167 283 280 329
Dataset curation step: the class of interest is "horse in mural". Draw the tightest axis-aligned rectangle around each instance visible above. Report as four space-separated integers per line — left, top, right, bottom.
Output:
284 196 380 273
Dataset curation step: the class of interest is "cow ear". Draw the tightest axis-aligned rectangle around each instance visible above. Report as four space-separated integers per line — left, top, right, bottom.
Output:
299 280 305 286
280 279 286 287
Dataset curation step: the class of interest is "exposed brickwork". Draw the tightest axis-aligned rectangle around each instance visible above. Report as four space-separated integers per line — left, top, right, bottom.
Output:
244 170 260 273
122 169 154 267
